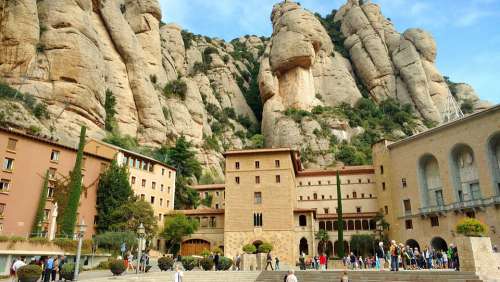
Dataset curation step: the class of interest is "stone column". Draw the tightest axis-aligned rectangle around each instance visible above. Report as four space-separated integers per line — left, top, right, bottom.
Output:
456 236 500 280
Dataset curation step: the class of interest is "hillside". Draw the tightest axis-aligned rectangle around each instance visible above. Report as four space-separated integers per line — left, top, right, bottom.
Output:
0 0 490 179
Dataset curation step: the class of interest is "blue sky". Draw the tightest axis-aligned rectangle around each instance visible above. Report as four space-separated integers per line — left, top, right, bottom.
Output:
159 0 500 104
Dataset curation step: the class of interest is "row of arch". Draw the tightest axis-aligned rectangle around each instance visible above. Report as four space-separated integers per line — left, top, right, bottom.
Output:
418 132 500 207
318 219 377 231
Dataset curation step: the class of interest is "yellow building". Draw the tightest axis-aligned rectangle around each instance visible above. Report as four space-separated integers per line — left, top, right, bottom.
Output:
372 104 500 251
84 139 176 250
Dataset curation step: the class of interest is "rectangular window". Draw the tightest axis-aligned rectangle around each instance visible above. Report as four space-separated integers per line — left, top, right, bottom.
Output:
169 171 172 178
405 219 413 230
430 216 439 227
382 182 386 191
0 203 6 216
384 205 388 215
135 159 140 169
353 192 357 198
255 176 260 184
141 179 146 187
275 160 280 167
160 198 163 206
0 179 10 192
235 176 240 184
255 161 260 169
403 199 412 213
318 181 321 185
435 190 444 206
150 196 155 204
215 204 219 209
402 178 407 188
43 209 50 221
470 183 481 200
160 184 164 192
253 213 262 227
50 150 60 162
168 186 171 193
358 179 361 183
380 165 384 174
162 168 166 175
458 190 464 202
149 164 154 173
47 187 54 198
254 192 262 204
275 175 280 183
131 176 136 184
7 138 17 151
356 207 361 213
48 168 56 179
129 158 134 167
361 193 365 198
235 162 240 169
210 217 216 228
142 161 148 171
167 200 170 207
299 196 303 201
152 182 156 190
324 208 329 214
321 195 325 200
3 158 14 171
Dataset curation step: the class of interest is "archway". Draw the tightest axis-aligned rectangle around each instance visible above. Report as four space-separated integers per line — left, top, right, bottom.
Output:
405 239 420 251
181 239 210 256
299 237 309 255
431 237 447 251
418 154 443 207
487 132 500 196
450 144 480 201
326 241 333 257
334 240 350 257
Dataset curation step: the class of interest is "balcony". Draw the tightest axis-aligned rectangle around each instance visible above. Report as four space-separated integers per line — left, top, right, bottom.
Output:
419 205 446 215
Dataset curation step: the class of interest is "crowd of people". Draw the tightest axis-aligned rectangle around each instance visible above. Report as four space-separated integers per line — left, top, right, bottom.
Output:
10 255 67 282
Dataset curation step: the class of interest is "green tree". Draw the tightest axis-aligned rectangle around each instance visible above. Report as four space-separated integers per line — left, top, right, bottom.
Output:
96 160 133 233
161 214 199 254
104 90 117 131
460 99 474 114
31 170 49 237
247 134 264 149
94 231 138 253
60 126 86 236
350 234 375 256
109 200 158 240
315 229 329 255
336 170 345 257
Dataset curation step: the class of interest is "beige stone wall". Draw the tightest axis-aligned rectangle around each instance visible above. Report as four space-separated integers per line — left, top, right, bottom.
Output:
198 188 225 209
372 107 500 249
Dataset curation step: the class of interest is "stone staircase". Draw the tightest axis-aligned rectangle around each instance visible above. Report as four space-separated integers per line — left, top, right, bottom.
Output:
256 270 483 282
163 270 260 282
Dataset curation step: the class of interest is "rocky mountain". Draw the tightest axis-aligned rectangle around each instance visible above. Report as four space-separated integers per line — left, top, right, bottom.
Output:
0 0 490 177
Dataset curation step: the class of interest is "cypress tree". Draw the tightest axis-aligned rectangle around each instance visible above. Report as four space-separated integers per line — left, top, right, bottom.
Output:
31 170 49 237
60 126 86 236
337 170 345 257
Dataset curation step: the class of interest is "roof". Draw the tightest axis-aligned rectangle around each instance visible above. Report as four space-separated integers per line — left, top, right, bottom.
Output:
0 126 111 161
297 165 374 177
172 209 225 215
223 147 293 156
88 138 176 171
191 184 225 190
386 104 500 149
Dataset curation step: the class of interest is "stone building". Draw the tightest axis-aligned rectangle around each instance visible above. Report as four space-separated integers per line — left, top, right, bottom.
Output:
372 104 500 251
176 149 379 266
0 127 111 239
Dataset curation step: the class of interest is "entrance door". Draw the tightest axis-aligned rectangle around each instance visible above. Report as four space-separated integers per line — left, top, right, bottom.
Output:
181 239 210 256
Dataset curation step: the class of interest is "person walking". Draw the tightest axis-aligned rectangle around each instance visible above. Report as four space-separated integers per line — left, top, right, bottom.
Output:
265 251 274 271
424 247 432 269
275 256 280 271
286 269 298 282
376 242 385 270
126 252 135 272
450 244 459 271
235 253 241 271
173 265 183 282
299 252 305 270
51 256 59 281
390 241 399 271
43 256 54 282
214 252 220 271
349 252 356 270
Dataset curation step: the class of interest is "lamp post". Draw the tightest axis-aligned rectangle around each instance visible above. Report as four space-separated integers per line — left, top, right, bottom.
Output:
73 219 87 281
136 223 145 274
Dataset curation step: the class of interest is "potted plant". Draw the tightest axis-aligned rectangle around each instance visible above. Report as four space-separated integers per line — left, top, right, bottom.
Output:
219 256 233 270
257 242 273 253
109 259 126 276
200 257 214 270
60 263 81 281
158 256 174 271
181 256 198 271
17 265 42 282
456 218 487 237
242 244 256 254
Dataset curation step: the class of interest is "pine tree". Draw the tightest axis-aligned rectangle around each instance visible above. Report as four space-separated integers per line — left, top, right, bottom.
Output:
96 160 133 233
60 126 86 236
31 170 49 237
337 170 345 257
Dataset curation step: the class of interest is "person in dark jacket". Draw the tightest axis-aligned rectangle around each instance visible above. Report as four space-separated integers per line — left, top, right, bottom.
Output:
214 253 220 271
265 252 273 271
376 242 385 270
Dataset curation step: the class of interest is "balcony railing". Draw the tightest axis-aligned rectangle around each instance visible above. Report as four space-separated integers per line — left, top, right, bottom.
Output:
419 196 500 215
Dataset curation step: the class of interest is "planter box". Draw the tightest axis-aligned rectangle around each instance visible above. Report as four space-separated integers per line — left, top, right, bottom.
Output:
241 253 257 271
456 236 500 280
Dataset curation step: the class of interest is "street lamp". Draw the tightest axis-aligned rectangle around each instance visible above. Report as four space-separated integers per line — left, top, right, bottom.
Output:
136 223 146 274
73 219 87 281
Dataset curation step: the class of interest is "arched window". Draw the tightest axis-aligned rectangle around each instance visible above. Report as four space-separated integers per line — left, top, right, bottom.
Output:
347 220 354 230
299 215 307 226
418 154 443 207
362 220 369 230
487 132 500 196
333 221 338 231
354 220 361 230
319 221 325 230
313 193 318 200
450 144 480 201
369 219 376 230
299 238 309 255
326 221 333 231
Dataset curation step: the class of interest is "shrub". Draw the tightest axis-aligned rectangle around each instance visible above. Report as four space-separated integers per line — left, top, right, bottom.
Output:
223 107 236 119
150 74 157 84
28 237 50 245
164 79 187 100
26 125 41 135
158 256 174 271
219 256 233 270
203 47 219 65
242 244 256 254
181 30 195 49
181 256 198 271
284 108 311 123
200 249 211 257
96 260 110 270
109 259 126 276
460 99 474 114
61 263 82 281
223 55 230 64
200 257 214 270
456 218 487 237
258 242 273 253
17 265 42 281
211 246 223 254
192 62 209 75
